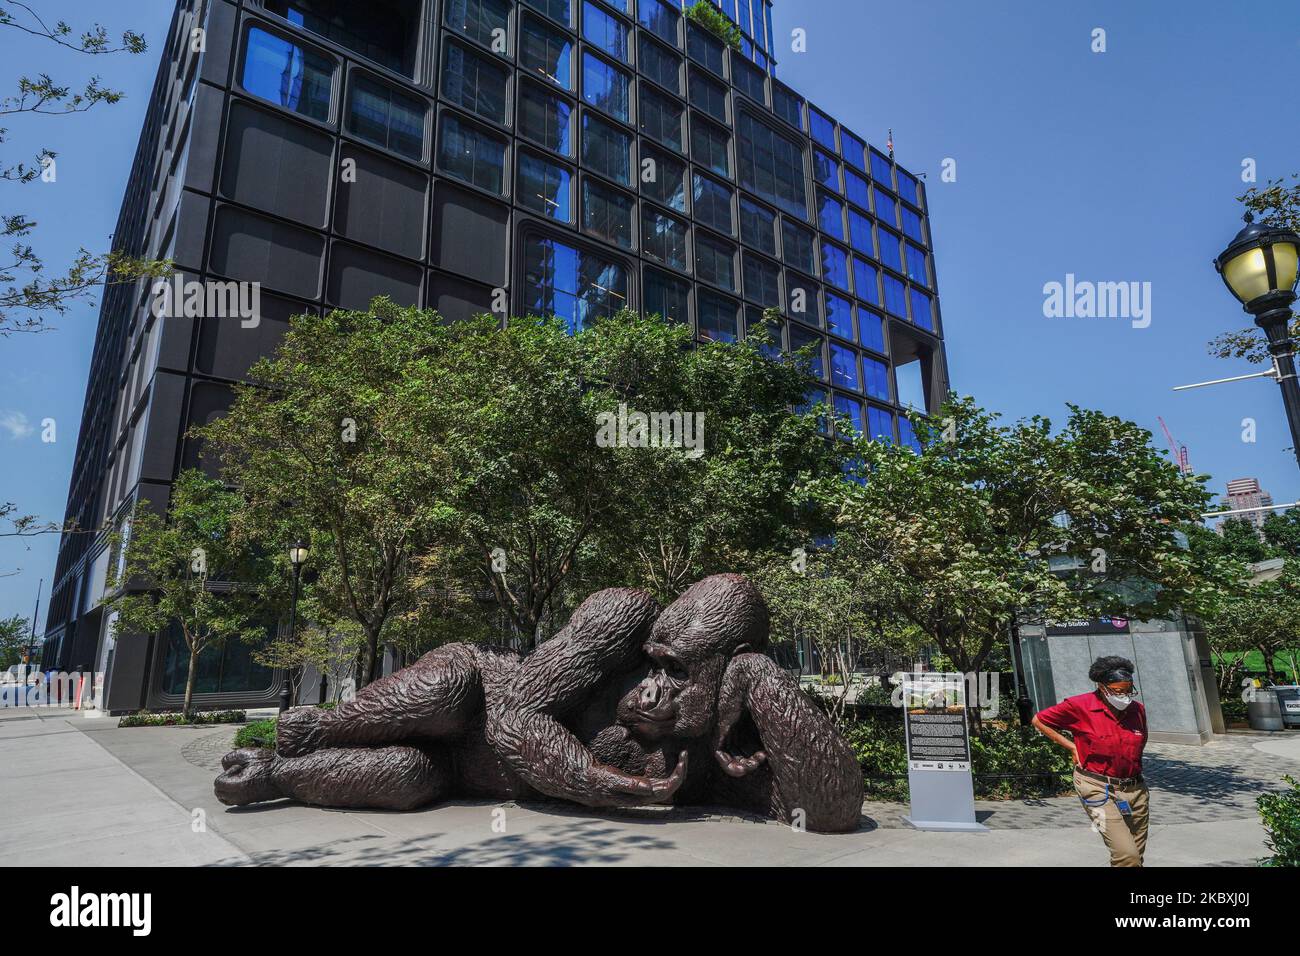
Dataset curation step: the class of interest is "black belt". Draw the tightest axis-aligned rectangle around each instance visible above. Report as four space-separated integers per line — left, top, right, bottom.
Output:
1076 766 1143 788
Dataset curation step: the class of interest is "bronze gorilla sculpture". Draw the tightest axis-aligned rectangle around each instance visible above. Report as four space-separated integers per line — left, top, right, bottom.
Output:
214 574 864 832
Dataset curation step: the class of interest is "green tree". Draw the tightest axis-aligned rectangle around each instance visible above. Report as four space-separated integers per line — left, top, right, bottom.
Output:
106 470 270 716
1 3 170 337
0 613 30 668
832 397 1213 686
1211 561 1300 685
1263 509 1300 558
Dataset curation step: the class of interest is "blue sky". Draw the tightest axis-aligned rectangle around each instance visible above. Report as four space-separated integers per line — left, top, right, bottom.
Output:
2 0 1299 626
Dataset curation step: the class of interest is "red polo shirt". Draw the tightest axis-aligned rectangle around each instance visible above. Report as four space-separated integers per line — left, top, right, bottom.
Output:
1036 691 1147 779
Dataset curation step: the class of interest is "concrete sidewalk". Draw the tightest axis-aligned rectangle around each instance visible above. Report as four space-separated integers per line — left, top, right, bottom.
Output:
2 706 1295 866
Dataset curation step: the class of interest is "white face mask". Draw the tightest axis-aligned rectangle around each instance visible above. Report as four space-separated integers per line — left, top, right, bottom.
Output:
1102 689 1132 710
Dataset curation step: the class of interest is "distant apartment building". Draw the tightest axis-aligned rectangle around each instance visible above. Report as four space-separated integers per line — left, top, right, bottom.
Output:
41 0 950 712
1219 477 1275 530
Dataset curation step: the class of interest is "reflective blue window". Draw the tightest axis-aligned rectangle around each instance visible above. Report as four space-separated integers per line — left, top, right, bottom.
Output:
870 150 893 188
841 130 867 170
698 289 739 342
897 169 921 207
437 112 506 193
789 325 824 379
781 220 816 275
817 192 845 240
603 0 629 12
857 308 885 353
797 387 829 427
867 405 894 443
879 228 903 273
905 242 929 287
520 13 573 89
854 258 880 306
746 305 782 358
771 83 802 129
848 210 873 256
845 169 870 210
638 0 679 46
882 272 906 317
522 234 628 332
821 241 850 292
720 0 737 19
518 150 573 221
518 80 574 155
582 52 630 121
899 416 922 452
582 112 632 184
834 393 863 434
642 208 688 270
863 356 890 401
809 108 836 152
242 27 334 121
874 187 899 228
814 149 840 192
583 2 628 59
909 288 934 331
825 292 853 340
901 207 925 243
764 3 775 56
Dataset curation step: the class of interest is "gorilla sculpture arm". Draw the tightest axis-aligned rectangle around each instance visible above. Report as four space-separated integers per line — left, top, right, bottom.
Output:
485 587 689 807
714 652 863 833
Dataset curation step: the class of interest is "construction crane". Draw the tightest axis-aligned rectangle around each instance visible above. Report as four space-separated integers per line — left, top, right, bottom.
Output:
1157 416 1191 475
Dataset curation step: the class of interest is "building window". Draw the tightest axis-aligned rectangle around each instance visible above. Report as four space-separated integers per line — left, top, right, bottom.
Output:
909 288 934 330
814 148 840 192
739 196 776 256
640 143 687 211
834 393 863 435
441 41 509 124
689 71 728 123
737 112 805 218
882 272 906 317
162 623 274 696
645 266 690 321
582 52 630 122
905 242 929 287
771 82 802 129
639 34 682 94
898 169 921 207
787 275 817 325
695 233 736 291
902 206 925 244
518 149 573 220
582 1 628 60
854 257 880 306
520 13 574 89
522 0 571 26
265 0 416 76
732 56 765 104
582 178 635 249
874 186 899 228
445 0 511 52
867 404 893 443
346 73 425 159
809 107 836 152
841 129 866 171
845 169 870 211
581 112 631 185
789 324 824 379
517 80 574 156
640 86 684 151
686 22 725 76
642 207 688 270
847 210 874 257
821 241 850 291
437 112 507 194
781 219 816 275
878 227 904 273
870 150 893 189
697 289 738 342
863 355 890 401
825 292 853 340
817 191 845 241
241 27 334 122
638 0 679 45
742 253 780 307
858 308 885 353
691 116 731 177
692 173 733 234
602 0 629 13
522 233 627 332
830 343 859 390
899 416 921 452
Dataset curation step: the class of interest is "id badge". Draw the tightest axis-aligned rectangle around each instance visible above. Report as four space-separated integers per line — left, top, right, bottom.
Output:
1115 798 1132 817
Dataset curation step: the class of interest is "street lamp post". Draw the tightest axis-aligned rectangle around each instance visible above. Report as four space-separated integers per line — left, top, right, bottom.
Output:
280 539 310 713
1214 213 1300 468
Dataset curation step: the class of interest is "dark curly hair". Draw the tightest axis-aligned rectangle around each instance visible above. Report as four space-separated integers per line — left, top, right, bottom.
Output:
1088 655 1135 683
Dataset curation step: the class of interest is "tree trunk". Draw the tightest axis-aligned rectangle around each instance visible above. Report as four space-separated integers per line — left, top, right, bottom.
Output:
361 624 381 687
183 644 199 718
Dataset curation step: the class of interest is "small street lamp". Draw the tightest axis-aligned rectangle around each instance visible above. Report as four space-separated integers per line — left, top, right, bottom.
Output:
280 539 310 713
1213 212 1300 467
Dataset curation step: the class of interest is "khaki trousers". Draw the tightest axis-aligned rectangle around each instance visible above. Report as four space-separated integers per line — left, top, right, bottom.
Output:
1073 768 1149 867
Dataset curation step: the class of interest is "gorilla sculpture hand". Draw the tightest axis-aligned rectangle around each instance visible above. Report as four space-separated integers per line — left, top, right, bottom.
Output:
214 574 864 832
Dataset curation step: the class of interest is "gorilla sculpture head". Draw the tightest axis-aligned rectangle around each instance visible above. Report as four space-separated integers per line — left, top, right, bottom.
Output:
618 574 769 741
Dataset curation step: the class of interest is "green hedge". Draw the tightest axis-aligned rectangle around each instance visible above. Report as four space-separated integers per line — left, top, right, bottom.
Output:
234 717 277 749
118 709 246 727
685 1 742 50
1258 775 1300 867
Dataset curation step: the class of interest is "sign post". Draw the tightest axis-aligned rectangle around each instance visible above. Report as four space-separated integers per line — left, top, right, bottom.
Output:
901 672 987 832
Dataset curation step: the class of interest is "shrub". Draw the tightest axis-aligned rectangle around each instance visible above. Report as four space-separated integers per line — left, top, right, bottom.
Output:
118 709 246 727
1258 775 1300 867
685 1 742 50
234 718 277 749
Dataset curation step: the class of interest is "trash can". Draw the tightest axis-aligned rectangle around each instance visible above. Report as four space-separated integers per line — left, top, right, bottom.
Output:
1247 688 1284 731
1275 686 1300 729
